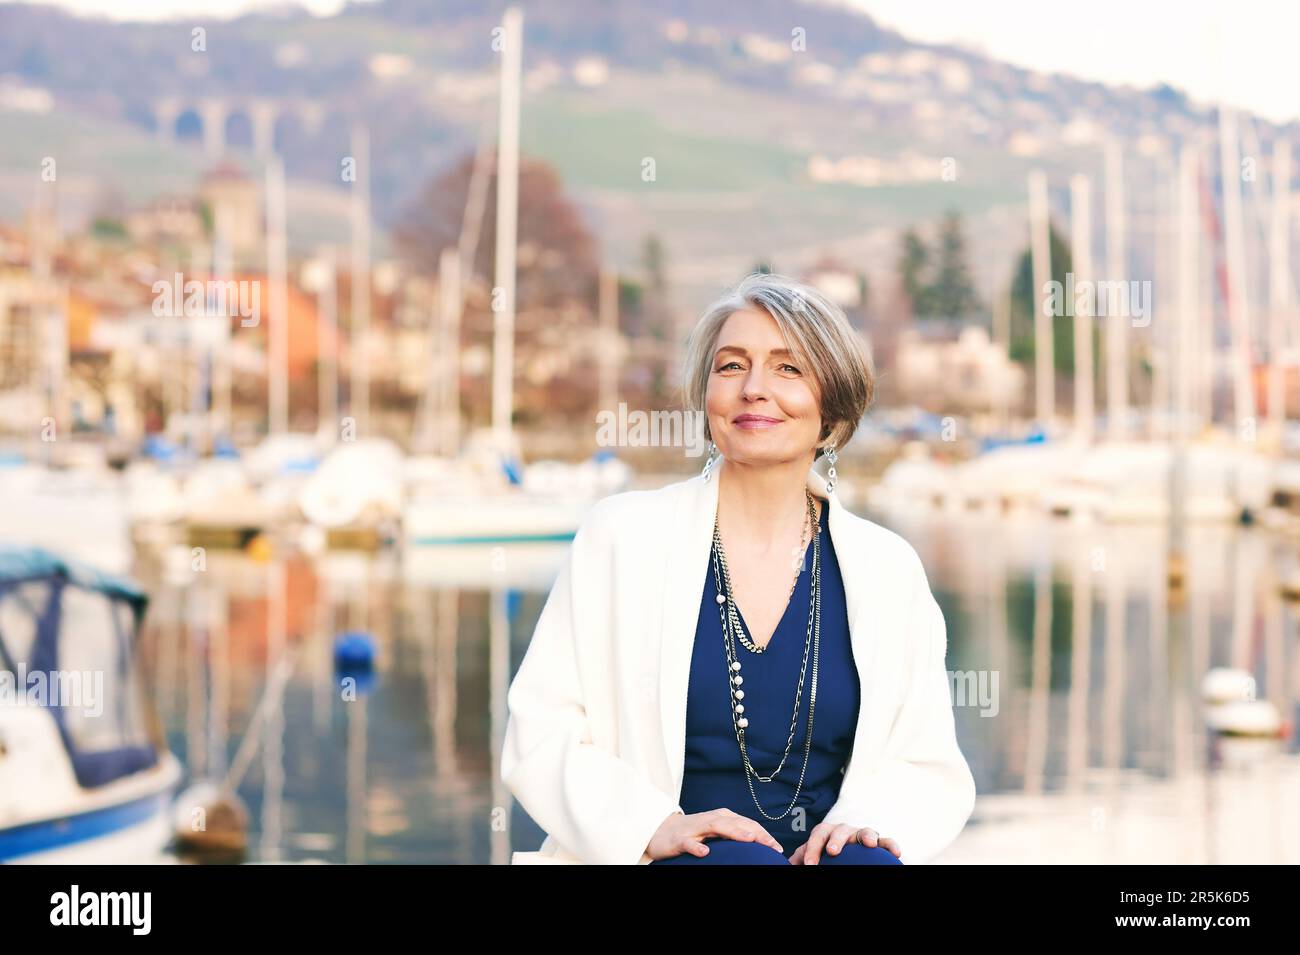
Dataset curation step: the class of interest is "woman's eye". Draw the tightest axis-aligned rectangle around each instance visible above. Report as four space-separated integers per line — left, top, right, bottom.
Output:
718 361 742 371
780 364 801 373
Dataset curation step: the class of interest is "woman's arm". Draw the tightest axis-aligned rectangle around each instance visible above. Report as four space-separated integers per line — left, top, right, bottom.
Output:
820 555 976 864
500 502 684 864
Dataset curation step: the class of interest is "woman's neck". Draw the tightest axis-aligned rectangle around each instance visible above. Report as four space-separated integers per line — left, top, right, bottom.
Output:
716 455 820 550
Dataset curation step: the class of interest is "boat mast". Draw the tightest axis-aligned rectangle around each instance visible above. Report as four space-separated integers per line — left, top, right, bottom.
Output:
993 270 1011 435
1268 140 1291 439
1070 174 1094 444
1168 143 1198 599
190 231 210 454
1177 145 1199 450
492 6 523 453
266 155 289 437
36 176 65 462
414 246 463 456
350 124 371 437
439 247 462 456
1105 140 1128 440
598 265 619 417
1218 106 1257 437
315 244 338 445
1028 170 1054 430
1152 150 1180 440
213 203 233 442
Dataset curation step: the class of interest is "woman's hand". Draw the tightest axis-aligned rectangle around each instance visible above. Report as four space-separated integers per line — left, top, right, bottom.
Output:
787 823 901 864
646 808 786 861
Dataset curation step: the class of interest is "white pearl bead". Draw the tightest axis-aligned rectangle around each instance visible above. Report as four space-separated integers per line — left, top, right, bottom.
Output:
716 593 726 604
737 718 748 728
735 704 744 714
735 689 744 699
733 675 742 685
730 661 741 671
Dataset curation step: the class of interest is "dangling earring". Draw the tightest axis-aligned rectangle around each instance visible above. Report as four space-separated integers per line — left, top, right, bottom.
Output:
702 442 718 482
824 443 838 494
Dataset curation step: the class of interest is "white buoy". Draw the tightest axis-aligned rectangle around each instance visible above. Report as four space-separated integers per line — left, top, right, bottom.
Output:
298 522 327 555
1204 700 1282 737
1200 667 1255 704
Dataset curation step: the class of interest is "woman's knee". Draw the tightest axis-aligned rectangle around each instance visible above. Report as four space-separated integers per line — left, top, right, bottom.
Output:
650 838 791 865
818 843 903 866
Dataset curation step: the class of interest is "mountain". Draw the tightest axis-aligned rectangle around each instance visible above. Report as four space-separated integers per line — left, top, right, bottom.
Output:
0 0 1291 309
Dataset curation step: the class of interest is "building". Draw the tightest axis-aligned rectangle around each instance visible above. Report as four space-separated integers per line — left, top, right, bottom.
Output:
199 161 262 263
895 320 1025 414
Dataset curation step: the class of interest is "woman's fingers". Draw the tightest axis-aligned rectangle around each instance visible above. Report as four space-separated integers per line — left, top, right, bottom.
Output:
807 823 860 864
671 812 900 863
854 826 880 849
702 810 784 854
683 839 710 857
821 824 862 862
733 815 780 857
801 823 839 865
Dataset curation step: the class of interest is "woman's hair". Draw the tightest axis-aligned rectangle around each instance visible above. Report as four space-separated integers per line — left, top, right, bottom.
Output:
681 272 874 458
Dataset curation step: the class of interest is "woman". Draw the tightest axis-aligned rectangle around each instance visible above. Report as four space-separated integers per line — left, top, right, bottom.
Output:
501 272 975 865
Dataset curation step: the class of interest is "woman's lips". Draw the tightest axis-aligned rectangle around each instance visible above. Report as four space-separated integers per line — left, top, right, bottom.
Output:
733 416 784 430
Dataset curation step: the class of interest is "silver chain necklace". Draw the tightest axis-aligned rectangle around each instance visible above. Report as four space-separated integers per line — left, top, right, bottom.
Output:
709 490 821 821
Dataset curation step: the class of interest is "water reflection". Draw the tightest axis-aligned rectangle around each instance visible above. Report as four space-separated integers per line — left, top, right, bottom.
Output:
137 544 533 864
876 505 1300 863
134 503 1299 864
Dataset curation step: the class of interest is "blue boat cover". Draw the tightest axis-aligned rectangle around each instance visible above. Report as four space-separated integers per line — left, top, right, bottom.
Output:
0 546 157 788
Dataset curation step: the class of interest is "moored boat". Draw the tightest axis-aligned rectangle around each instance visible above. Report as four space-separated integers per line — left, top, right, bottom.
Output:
0 547 181 863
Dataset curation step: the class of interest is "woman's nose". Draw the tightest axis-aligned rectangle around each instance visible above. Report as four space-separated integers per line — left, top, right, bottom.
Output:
741 366 770 400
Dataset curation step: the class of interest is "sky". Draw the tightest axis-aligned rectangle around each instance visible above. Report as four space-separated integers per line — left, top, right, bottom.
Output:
7 0 352 18
849 0 1300 123
8 0 1300 123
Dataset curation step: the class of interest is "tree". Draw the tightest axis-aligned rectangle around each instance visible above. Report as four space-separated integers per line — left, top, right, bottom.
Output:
91 218 128 241
928 211 981 320
641 235 675 402
1007 223 1100 378
898 227 930 316
391 149 599 310
642 234 671 342
896 213 981 321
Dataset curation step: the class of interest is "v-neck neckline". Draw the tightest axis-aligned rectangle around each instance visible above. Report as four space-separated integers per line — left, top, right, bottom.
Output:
726 498 825 655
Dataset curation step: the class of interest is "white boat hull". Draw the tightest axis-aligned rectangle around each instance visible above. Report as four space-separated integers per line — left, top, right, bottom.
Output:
404 493 594 545
0 702 183 863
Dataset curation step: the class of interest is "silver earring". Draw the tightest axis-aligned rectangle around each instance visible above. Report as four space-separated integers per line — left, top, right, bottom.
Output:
824 443 838 494
702 442 718 482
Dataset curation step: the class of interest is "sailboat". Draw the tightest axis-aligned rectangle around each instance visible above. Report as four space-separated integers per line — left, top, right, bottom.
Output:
403 429 629 545
0 547 182 862
873 123 1292 526
402 7 630 547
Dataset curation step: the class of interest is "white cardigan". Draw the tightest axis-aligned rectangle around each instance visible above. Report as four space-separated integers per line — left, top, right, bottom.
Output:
501 455 976 864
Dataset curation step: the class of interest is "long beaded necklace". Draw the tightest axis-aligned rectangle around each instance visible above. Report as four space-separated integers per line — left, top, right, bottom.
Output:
709 490 821 821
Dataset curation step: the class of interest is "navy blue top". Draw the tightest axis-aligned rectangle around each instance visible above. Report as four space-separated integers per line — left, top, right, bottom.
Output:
678 497 859 856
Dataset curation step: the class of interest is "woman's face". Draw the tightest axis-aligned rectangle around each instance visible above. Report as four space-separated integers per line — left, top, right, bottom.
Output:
705 306 824 468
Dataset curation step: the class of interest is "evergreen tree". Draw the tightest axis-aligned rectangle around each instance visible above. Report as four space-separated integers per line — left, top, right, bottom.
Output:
642 234 673 402
898 228 930 316
928 211 981 320
642 234 670 342
1007 223 1100 378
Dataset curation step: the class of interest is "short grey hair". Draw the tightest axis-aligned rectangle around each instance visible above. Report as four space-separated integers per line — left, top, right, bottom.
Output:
681 272 874 458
